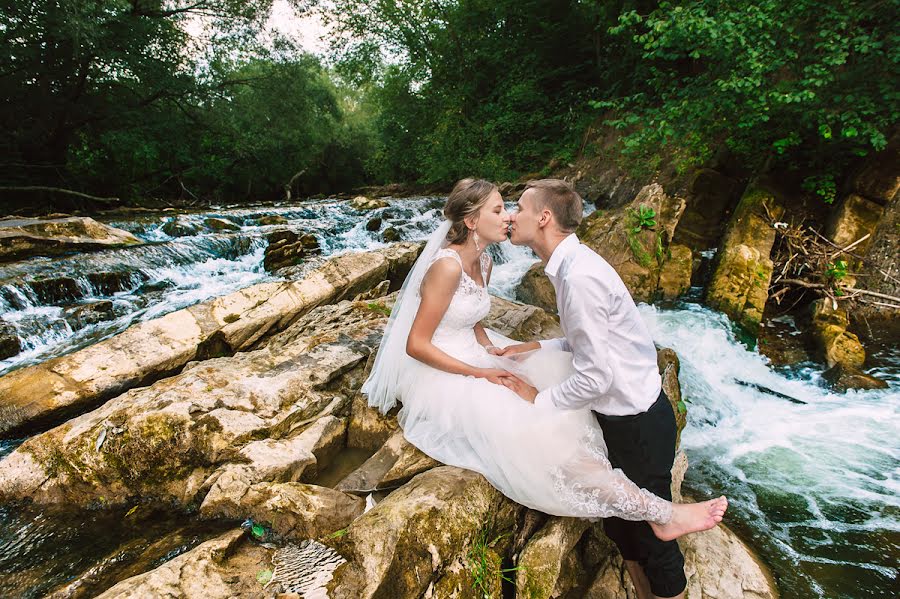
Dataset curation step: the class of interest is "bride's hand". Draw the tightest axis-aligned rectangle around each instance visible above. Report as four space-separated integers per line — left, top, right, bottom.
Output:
475 368 513 385
495 341 540 357
484 345 504 356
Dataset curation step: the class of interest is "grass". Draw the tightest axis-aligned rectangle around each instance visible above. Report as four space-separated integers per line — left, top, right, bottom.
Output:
466 526 522 598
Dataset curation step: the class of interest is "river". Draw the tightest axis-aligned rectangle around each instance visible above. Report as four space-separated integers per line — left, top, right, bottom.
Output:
0 198 897 597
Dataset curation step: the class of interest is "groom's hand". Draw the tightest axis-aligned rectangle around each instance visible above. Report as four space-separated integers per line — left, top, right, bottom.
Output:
496 341 540 356
501 375 538 403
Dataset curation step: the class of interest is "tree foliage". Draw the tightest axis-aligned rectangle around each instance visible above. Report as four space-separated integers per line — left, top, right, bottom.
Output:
593 0 899 191
0 0 370 205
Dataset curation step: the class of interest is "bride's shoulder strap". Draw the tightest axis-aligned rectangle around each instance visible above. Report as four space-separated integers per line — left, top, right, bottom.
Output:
431 247 463 267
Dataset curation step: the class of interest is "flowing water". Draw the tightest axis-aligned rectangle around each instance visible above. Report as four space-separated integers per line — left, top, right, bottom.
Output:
0 198 897 597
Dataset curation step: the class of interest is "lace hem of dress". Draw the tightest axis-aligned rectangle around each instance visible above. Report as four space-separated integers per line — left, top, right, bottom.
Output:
549 424 673 524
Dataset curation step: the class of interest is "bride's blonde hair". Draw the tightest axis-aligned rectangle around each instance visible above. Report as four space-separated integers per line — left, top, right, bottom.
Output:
443 178 498 245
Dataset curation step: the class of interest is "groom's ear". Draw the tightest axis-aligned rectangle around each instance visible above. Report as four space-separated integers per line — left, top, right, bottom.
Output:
538 208 553 229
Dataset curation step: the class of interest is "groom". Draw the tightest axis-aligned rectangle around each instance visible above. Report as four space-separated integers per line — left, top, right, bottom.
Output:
501 179 687 599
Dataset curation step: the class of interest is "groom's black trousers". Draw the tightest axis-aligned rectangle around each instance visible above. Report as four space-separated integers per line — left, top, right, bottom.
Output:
594 389 687 598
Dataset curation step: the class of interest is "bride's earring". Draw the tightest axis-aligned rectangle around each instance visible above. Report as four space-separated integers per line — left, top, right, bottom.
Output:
472 229 481 252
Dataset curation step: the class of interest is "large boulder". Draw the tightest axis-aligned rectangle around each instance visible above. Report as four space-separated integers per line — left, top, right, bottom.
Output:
516 262 558 313
0 243 421 438
0 216 141 262
326 466 522 599
515 517 591 599
705 180 785 334
575 183 691 303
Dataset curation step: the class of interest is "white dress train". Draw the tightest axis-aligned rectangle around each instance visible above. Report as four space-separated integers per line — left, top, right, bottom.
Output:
396 248 672 523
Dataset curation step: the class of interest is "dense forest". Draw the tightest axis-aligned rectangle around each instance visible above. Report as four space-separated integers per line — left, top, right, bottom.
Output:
1 0 896 209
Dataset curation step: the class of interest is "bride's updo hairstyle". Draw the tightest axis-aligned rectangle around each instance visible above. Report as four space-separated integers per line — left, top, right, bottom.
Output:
444 178 498 245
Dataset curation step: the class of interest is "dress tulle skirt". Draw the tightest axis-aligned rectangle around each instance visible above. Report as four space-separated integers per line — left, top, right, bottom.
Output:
395 329 672 523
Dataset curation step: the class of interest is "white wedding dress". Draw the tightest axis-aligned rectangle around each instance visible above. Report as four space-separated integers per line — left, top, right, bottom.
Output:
384 246 672 523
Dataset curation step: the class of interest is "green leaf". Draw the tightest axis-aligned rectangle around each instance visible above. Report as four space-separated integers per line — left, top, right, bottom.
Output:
256 569 273 585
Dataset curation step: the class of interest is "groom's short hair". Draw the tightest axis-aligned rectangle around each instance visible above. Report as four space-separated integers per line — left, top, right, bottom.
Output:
525 179 583 233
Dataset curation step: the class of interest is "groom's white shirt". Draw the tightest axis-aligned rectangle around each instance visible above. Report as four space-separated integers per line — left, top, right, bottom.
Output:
534 234 662 416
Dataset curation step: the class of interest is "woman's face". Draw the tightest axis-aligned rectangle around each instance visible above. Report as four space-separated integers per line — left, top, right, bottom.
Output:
468 191 510 245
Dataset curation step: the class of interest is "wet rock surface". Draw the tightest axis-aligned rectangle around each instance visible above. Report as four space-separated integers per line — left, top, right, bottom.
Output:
706 180 785 334
0 216 142 262
0 243 421 439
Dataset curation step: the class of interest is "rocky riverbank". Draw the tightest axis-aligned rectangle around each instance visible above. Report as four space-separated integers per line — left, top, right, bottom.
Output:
0 240 778 598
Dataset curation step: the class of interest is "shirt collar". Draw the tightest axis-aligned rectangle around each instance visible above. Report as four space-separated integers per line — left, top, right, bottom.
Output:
544 234 579 278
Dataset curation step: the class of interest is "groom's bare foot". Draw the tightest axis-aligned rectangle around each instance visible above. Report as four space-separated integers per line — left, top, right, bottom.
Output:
649 496 728 542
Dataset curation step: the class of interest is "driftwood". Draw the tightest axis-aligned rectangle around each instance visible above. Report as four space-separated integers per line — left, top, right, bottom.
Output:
0 185 120 204
769 219 900 312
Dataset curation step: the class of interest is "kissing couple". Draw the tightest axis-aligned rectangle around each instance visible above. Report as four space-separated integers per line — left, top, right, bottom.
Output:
362 178 728 599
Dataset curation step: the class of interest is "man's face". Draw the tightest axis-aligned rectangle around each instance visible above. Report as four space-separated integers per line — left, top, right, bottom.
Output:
509 190 542 247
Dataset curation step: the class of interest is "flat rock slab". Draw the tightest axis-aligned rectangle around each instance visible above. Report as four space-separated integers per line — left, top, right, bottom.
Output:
0 300 397 508
0 242 421 438
0 216 142 262
93 529 272 599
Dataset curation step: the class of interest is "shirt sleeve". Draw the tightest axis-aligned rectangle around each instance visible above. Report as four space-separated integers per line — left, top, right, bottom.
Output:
534 276 614 411
538 338 570 352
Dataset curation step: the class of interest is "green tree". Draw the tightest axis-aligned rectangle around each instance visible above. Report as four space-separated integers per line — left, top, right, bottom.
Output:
594 0 899 186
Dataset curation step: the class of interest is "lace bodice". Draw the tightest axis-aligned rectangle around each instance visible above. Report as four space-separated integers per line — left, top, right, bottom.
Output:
421 248 492 340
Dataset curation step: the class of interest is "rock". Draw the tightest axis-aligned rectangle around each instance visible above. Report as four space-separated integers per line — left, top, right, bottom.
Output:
0 318 22 360
0 298 401 507
705 180 785 334
161 215 200 237
826 193 884 262
204 217 240 231
809 299 866 369
657 243 693 300
0 216 142 263
26 276 84 304
678 523 779 599
336 429 439 494
382 227 399 242
199 415 349 518
206 481 364 540
264 229 321 273
326 466 522 599
515 262 558 313
851 131 900 205
672 168 743 250
483 294 563 340
822 363 889 392
0 243 421 439
258 214 289 226
515 517 591 599
93 529 272 599
346 372 399 451
350 196 388 211
365 217 382 232
65 300 116 328
576 183 688 303
87 270 147 295
657 347 687 446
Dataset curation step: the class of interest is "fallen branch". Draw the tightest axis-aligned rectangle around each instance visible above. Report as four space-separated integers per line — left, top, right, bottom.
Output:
0 186 119 204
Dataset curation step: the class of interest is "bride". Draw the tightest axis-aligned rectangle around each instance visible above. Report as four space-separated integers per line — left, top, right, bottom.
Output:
362 178 726 541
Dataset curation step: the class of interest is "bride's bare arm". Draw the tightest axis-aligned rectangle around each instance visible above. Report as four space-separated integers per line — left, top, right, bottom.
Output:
407 258 509 383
